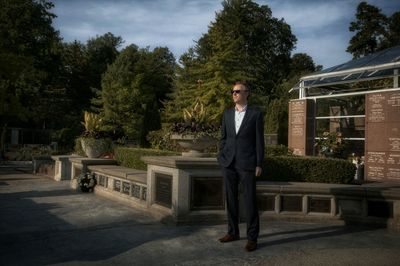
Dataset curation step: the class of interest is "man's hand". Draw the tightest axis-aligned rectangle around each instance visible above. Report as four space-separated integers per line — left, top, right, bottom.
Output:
255 166 262 177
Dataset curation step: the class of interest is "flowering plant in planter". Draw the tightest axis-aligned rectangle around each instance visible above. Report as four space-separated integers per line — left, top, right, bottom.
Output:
170 98 219 157
171 99 219 138
80 111 112 158
77 172 97 192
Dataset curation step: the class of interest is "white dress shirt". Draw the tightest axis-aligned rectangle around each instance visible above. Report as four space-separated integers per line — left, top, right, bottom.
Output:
234 105 247 134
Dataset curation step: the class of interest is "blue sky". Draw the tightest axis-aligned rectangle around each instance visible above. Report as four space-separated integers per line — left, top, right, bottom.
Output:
52 0 400 69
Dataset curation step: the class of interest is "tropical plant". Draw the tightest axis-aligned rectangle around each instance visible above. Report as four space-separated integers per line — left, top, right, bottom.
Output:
79 111 111 158
81 111 106 138
171 98 219 138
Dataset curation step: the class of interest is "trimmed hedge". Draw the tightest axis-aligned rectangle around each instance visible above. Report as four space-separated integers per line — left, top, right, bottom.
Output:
260 156 356 184
265 144 293 156
114 147 179 170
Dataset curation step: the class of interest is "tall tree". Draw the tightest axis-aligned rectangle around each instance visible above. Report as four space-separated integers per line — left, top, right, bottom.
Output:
100 45 176 146
266 53 318 144
382 11 400 48
0 0 61 128
347 2 388 58
163 0 296 124
86 32 123 91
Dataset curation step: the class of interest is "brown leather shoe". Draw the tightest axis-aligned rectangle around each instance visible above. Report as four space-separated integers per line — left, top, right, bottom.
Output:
219 234 240 243
245 240 257 252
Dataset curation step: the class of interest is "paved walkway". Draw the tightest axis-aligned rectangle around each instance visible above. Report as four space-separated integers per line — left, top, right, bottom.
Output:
1 167 399 266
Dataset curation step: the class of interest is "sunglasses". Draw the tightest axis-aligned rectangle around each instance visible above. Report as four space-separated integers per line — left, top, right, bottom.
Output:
231 89 248 94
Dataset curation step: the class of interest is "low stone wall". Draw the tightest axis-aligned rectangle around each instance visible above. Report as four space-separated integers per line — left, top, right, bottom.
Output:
88 165 148 210
257 181 400 231
53 155 400 230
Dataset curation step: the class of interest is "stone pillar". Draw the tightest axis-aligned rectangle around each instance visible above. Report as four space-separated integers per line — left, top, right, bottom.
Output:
142 156 226 224
288 99 315 156
51 155 82 181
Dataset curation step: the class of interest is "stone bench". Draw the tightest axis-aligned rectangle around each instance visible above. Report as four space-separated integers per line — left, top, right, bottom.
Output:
88 165 148 209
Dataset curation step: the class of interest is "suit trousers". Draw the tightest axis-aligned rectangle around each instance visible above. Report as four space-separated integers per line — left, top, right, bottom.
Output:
221 164 259 241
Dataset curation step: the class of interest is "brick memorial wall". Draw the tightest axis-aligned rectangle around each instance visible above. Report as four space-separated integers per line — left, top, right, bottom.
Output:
365 91 400 181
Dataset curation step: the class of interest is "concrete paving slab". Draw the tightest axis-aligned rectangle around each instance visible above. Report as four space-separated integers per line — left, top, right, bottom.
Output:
0 169 399 266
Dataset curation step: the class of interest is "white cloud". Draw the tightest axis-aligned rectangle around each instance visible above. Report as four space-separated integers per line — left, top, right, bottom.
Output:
52 0 399 68
53 0 220 56
268 0 353 31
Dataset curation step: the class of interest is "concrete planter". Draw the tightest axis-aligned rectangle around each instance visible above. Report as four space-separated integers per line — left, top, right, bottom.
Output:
81 138 111 158
170 134 217 157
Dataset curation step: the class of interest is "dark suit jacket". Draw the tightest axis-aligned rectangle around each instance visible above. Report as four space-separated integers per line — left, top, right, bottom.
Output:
218 106 265 171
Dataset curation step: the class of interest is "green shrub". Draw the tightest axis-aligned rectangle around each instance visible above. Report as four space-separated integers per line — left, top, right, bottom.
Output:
260 156 356 184
265 144 293 156
114 147 179 170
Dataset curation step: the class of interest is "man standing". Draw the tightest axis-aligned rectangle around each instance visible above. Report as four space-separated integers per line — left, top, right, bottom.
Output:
217 81 264 252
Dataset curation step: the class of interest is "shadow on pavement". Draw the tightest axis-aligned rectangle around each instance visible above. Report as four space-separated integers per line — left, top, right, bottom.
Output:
257 224 375 249
0 174 199 266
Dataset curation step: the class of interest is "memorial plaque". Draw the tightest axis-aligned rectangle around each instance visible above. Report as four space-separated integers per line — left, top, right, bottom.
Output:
191 177 224 210
366 91 400 182
338 199 363 215
368 201 393 218
386 92 400 122
309 197 331 213
288 99 315 156
281 196 302 212
114 179 121 192
98 175 107 187
122 182 130 195
257 195 275 211
155 174 172 208
367 93 386 122
131 184 141 198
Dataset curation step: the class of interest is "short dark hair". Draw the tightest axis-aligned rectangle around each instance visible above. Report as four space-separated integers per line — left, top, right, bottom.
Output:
233 81 250 99
233 81 250 91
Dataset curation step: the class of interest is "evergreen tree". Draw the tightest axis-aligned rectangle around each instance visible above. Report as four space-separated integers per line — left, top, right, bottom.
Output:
382 11 400 48
347 2 388 58
86 32 123 92
163 0 296 125
100 45 175 146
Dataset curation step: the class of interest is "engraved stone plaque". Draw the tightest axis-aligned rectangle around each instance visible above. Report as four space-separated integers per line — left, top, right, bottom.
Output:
114 179 121 192
191 177 224 210
366 91 400 181
281 196 302 212
288 99 315 156
98 175 107 187
257 195 275 211
338 199 363 215
122 182 130 195
309 197 331 213
155 173 172 208
131 184 140 198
